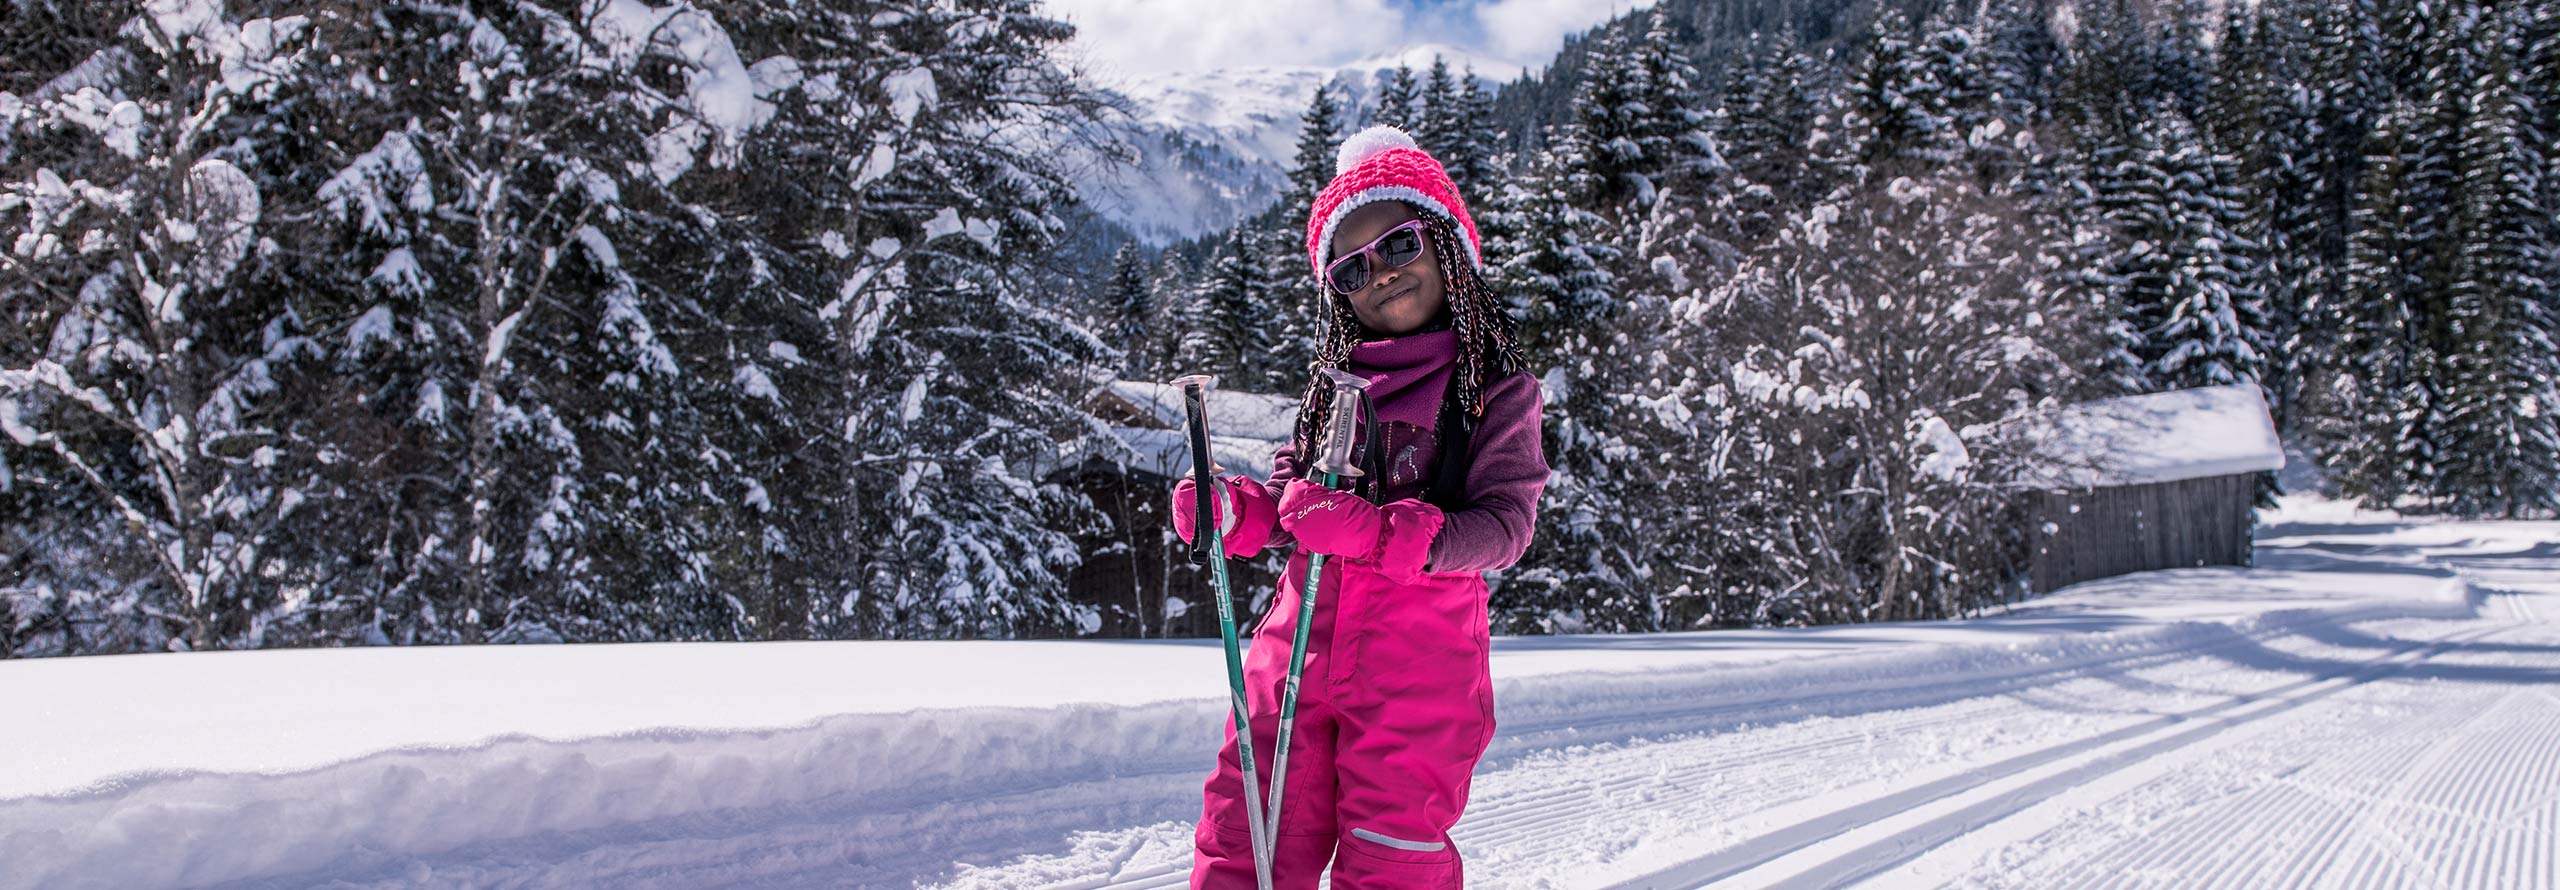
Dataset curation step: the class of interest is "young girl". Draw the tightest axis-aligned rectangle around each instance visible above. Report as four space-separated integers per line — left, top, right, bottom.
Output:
1171 126 1548 887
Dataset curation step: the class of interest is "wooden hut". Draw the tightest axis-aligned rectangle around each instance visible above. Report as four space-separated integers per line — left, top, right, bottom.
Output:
2020 384 2286 593
1043 381 1299 638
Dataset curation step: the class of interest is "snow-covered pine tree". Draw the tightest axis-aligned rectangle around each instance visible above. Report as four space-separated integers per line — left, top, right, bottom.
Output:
2378 0 2443 97
2056 0 2156 151
1284 83 1344 213
1562 24 1648 214
1264 82 1346 390
1254 224 1318 394
1150 250 1202 378
1967 0 2059 190
1507 276 1700 633
810 0 1115 638
2070 108 2168 395
2529 1 2560 154
1717 28 1826 240
2137 114 2270 392
1812 9 1934 184
1187 228 1273 390
1416 56 1459 161
0 1 320 652
1627 8 1724 200
1977 0 2057 125
291 1 750 645
1901 7 1981 172
1483 134 1652 633
1441 66 1501 191
2298 0 2384 352
2207 0 2325 436
2437 14 2559 516
1515 8 1741 631
2204 5 2275 175
2324 0 2518 514
2153 0 2215 122
2250 0 2373 463
2327 97 2438 509
1622 6 1735 296
1107 242 1155 380
1372 64 1418 131
1494 132 1618 357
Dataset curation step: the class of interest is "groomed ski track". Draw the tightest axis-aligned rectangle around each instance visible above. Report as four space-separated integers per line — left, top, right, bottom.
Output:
935 530 2560 889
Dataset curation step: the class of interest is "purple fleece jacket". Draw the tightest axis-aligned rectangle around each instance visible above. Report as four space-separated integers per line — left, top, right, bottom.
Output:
1261 328 1548 573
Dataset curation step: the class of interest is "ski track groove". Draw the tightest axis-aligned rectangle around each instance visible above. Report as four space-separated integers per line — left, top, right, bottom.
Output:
1928 592 2560 890
2355 681 2503 890
1614 620 2523 889
1851 619 2530 890
1959 645 2421 890
941 550 2558 890
1462 653 2262 865
2281 689 2477 880
2087 622 2512 890
2222 621 2522 890
1459 697 2022 851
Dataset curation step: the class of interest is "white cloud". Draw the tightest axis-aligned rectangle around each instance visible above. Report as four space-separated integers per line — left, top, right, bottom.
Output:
1039 0 1655 81
1041 0 1411 80
1477 0 1654 66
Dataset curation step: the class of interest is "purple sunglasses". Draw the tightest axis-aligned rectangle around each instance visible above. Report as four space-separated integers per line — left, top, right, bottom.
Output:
1323 218 1430 296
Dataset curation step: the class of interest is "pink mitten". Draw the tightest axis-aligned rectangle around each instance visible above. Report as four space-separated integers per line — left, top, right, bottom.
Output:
1277 478 1384 560
1374 499 1447 583
1172 475 1277 558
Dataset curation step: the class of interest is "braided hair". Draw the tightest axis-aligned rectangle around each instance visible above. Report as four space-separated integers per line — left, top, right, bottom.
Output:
1289 212 1529 463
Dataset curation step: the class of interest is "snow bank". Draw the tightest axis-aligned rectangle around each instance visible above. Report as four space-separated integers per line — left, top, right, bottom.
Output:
2019 383 2285 488
0 500 2534 890
0 639 1236 889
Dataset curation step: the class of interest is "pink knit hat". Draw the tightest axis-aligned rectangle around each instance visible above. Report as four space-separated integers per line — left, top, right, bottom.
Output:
1305 125 1484 281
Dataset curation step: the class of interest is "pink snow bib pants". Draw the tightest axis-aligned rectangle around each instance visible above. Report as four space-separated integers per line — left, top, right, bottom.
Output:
1190 330 1547 888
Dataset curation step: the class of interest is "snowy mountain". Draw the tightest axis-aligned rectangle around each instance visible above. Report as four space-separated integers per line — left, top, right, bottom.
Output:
1077 44 1521 244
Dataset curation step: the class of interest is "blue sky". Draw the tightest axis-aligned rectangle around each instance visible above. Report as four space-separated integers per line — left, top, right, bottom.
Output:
1039 0 1654 80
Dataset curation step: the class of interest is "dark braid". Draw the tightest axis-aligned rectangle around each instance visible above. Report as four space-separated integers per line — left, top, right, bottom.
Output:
1429 218 1529 419
1289 213 1528 462
1288 282 1364 463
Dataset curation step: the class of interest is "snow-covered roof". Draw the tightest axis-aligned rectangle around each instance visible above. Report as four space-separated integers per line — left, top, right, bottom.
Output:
1073 426 1283 482
2020 384 2285 489
1100 380 1300 442
1048 381 1301 482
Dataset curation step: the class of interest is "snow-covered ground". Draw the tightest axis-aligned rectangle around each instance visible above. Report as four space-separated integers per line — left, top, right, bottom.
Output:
3 497 2555 889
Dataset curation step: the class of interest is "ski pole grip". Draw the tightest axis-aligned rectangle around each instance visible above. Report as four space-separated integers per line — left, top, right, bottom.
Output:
1173 374 1219 567
1314 369 1371 480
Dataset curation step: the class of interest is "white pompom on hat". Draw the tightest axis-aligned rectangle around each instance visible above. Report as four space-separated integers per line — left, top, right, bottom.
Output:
1334 125 1419 175
1305 125 1484 280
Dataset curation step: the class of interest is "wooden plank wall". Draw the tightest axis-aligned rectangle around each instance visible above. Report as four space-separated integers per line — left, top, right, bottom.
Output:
1056 463 1281 639
2029 472 2258 594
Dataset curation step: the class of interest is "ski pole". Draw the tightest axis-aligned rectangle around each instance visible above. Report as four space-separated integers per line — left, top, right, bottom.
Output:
1257 367 1371 868
1173 374 1276 890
